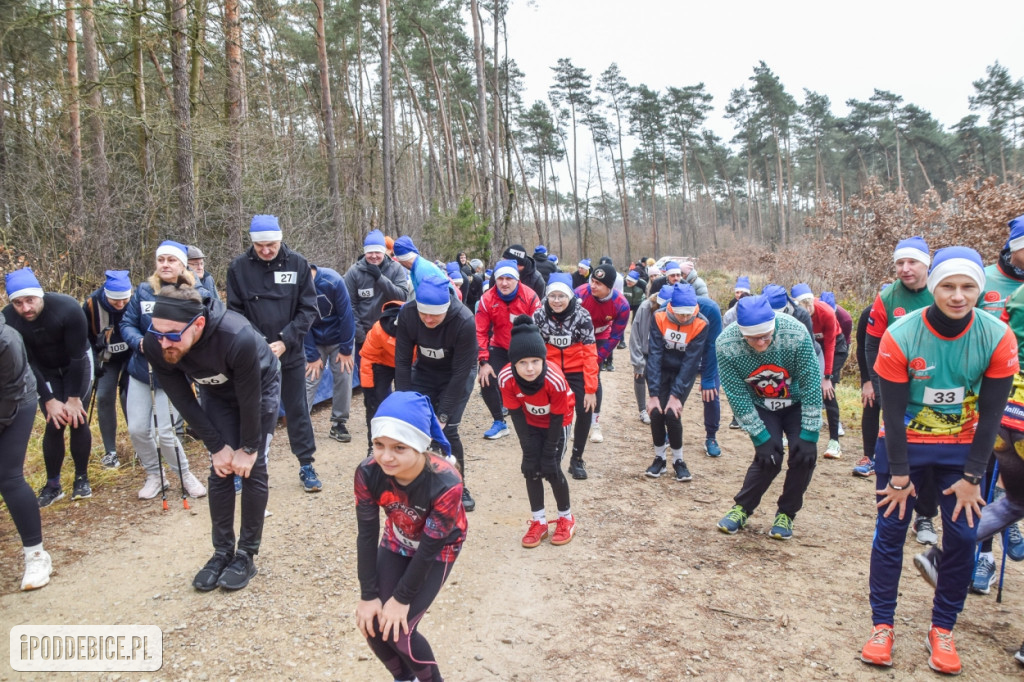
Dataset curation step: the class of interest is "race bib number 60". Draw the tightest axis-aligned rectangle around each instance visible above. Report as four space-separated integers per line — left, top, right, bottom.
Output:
274 271 297 284
923 386 965 405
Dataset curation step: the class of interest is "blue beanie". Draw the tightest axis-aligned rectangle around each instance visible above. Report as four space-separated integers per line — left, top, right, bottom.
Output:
534 245 548 255
663 261 682 276
656 284 675 309
819 291 837 310
5 267 43 300
416 275 452 315
927 246 985 294
371 391 451 456
249 215 282 242
893 236 930 266
578 258 591 270
494 259 520 280
484 269 493 278
735 275 751 293
626 270 640 283
446 262 464 283
393 236 419 261
363 229 387 254
1006 215 1024 253
156 240 188 266
103 270 133 300
546 272 574 299
791 283 814 302
669 283 697 315
549 254 558 264
761 284 789 311
736 296 776 336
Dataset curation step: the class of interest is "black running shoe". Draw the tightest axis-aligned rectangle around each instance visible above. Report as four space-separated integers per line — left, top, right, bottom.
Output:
729 416 741 429
71 476 92 500
37 485 64 508
217 551 257 591
330 422 352 443
568 458 588 480
673 460 692 482
193 551 234 592
461 487 476 512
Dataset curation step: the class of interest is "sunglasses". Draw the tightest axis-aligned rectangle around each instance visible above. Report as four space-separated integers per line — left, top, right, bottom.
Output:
147 314 201 342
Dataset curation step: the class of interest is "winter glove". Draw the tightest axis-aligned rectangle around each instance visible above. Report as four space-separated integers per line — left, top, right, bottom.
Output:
789 438 817 467
361 259 382 280
355 327 367 345
753 440 784 467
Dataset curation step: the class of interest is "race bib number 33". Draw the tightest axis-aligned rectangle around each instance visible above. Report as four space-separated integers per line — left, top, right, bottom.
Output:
923 386 965 405
274 271 298 284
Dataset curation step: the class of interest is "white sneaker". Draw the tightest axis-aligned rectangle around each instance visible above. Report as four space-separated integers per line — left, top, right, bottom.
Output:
21 550 52 591
138 472 170 500
837 421 846 437
590 424 604 443
824 439 842 459
639 409 651 424
181 471 207 498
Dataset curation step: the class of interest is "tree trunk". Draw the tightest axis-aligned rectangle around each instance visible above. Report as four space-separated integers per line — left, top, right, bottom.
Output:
189 0 207 115
80 0 110 249
131 0 154 249
167 0 196 240
492 3 502 232
469 0 490 231
64 0 85 245
378 0 395 233
313 0 342 234
223 0 244 249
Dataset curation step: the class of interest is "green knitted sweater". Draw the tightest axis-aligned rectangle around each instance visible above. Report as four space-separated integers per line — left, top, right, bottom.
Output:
716 313 823 445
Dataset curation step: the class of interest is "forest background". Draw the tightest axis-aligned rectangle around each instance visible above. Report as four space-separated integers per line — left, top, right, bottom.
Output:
2 0 1024 307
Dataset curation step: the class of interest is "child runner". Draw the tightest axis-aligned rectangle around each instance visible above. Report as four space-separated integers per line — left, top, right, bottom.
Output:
499 316 577 547
358 300 404 453
355 391 467 682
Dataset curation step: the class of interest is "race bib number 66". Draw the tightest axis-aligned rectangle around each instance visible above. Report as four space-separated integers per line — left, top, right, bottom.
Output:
923 386 965 405
274 271 297 284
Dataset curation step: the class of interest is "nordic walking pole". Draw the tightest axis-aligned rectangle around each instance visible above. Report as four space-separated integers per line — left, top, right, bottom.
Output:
149 368 168 511
87 326 111 425
167 401 190 510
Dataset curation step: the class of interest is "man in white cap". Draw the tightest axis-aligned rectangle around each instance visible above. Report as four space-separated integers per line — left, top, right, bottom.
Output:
227 215 322 492
3 268 93 506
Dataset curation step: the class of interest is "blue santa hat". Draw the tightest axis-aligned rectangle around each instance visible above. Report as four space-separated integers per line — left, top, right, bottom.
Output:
4 267 44 300
1006 215 1024 253
446 262 464 284
548 254 559 264
761 284 789 312
363 229 387 254
669 283 697 316
249 215 283 243
415 275 452 315
156 240 188 266
546 272 574 299
393 236 419 262
663 261 682 276
791 283 814 303
626 270 640 283
735 275 751 293
893 236 930 266
927 246 986 294
494 259 520 281
534 245 548 256
578 258 591 271
656 284 675 309
103 270 133 300
484 268 493 278
371 391 451 456
736 296 776 337
819 291 837 310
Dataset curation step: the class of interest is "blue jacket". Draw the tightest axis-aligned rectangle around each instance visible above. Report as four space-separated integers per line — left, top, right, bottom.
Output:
304 266 356 361
696 296 722 390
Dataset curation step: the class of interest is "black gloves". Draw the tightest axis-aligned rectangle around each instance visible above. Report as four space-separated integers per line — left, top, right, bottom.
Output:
361 260 382 280
754 440 784 467
789 438 818 467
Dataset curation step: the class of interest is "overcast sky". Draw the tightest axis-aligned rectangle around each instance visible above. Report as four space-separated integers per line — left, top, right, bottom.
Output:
502 0 1024 145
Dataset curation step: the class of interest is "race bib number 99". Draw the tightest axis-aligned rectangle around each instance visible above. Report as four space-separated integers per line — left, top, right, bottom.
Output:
923 386 965 406
274 271 297 284
663 329 687 348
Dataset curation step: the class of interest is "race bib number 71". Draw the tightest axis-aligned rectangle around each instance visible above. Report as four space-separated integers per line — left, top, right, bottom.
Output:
274 271 297 284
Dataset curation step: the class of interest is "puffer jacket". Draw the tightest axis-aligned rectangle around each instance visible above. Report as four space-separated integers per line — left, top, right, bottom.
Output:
532 298 599 394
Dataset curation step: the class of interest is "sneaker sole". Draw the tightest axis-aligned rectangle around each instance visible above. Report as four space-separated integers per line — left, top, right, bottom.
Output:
484 430 509 440
926 639 962 675
38 493 65 508
645 470 665 479
21 578 50 591
770 532 792 540
823 453 841 460
218 567 258 591
675 475 693 482
859 651 894 667
970 578 995 595
570 470 588 480
913 554 938 588
852 470 875 477
329 434 352 443
72 491 92 500
915 534 938 546
303 485 323 493
551 529 575 546
717 524 742 534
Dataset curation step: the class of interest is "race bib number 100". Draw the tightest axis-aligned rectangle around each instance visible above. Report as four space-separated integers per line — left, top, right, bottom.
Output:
275 271 297 284
923 386 965 406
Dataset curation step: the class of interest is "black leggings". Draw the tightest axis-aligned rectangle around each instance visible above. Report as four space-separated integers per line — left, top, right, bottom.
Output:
521 423 571 513
0 399 42 546
650 406 683 450
365 547 453 682
363 365 396 449
823 350 848 440
862 396 880 461
480 346 509 421
40 372 92 481
564 371 593 460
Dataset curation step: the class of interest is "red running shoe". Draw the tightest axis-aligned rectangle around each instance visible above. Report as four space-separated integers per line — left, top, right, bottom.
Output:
860 624 895 667
551 514 577 546
521 520 549 548
927 626 962 675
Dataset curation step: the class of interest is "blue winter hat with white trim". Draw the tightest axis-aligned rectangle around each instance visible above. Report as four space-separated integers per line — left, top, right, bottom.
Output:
494 259 520 280
819 291 837 310
927 246 985 294
446 262 464 284
578 258 591 270
156 240 188 266
663 261 682 276
393 235 419 262
893 236 930 266
669 283 697 315
546 272 574 299
626 270 640 283
656 284 675 309
415 275 452 316
549 254 559 264
735 276 751 293
249 215 283 242
736 296 776 336
5 267 43 300
762 284 789 312
363 229 387 254
371 391 451 456
1006 215 1024 253
103 270 132 300
791 283 814 303
534 245 548 255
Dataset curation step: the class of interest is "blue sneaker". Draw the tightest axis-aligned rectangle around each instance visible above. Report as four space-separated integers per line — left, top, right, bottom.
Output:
852 456 875 478
704 438 722 457
971 555 996 594
299 464 322 493
483 420 509 440
717 505 748 534
1007 524 1024 562
770 512 794 540
234 475 242 495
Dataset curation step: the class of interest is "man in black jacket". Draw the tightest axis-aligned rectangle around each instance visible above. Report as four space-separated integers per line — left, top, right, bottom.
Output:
394 275 479 510
498 244 546 299
226 215 321 492
147 286 279 592
533 245 558 283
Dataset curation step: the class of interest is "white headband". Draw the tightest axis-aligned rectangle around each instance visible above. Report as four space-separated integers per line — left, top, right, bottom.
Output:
892 247 930 266
926 258 986 294
371 415 431 453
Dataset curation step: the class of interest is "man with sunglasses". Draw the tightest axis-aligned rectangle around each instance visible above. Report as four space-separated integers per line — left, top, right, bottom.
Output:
715 295 822 540
145 286 280 592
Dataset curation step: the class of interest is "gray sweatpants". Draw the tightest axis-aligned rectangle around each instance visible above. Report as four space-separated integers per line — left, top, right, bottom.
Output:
126 376 191 476
304 343 352 426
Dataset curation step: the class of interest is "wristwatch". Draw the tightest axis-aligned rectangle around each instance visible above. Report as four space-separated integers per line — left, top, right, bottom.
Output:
241 445 258 455
962 473 983 486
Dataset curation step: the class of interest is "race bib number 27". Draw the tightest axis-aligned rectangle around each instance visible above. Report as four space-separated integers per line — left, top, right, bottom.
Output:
274 271 298 284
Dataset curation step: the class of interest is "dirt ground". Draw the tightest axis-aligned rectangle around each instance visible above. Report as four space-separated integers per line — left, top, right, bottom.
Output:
3 331 1024 681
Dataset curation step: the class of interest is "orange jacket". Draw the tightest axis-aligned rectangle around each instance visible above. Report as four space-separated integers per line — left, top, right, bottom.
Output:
358 301 406 388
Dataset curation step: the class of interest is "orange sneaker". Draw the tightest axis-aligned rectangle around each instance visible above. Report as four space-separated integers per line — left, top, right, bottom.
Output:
860 624 895 667
927 626 962 675
550 514 577 546
521 520 549 548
